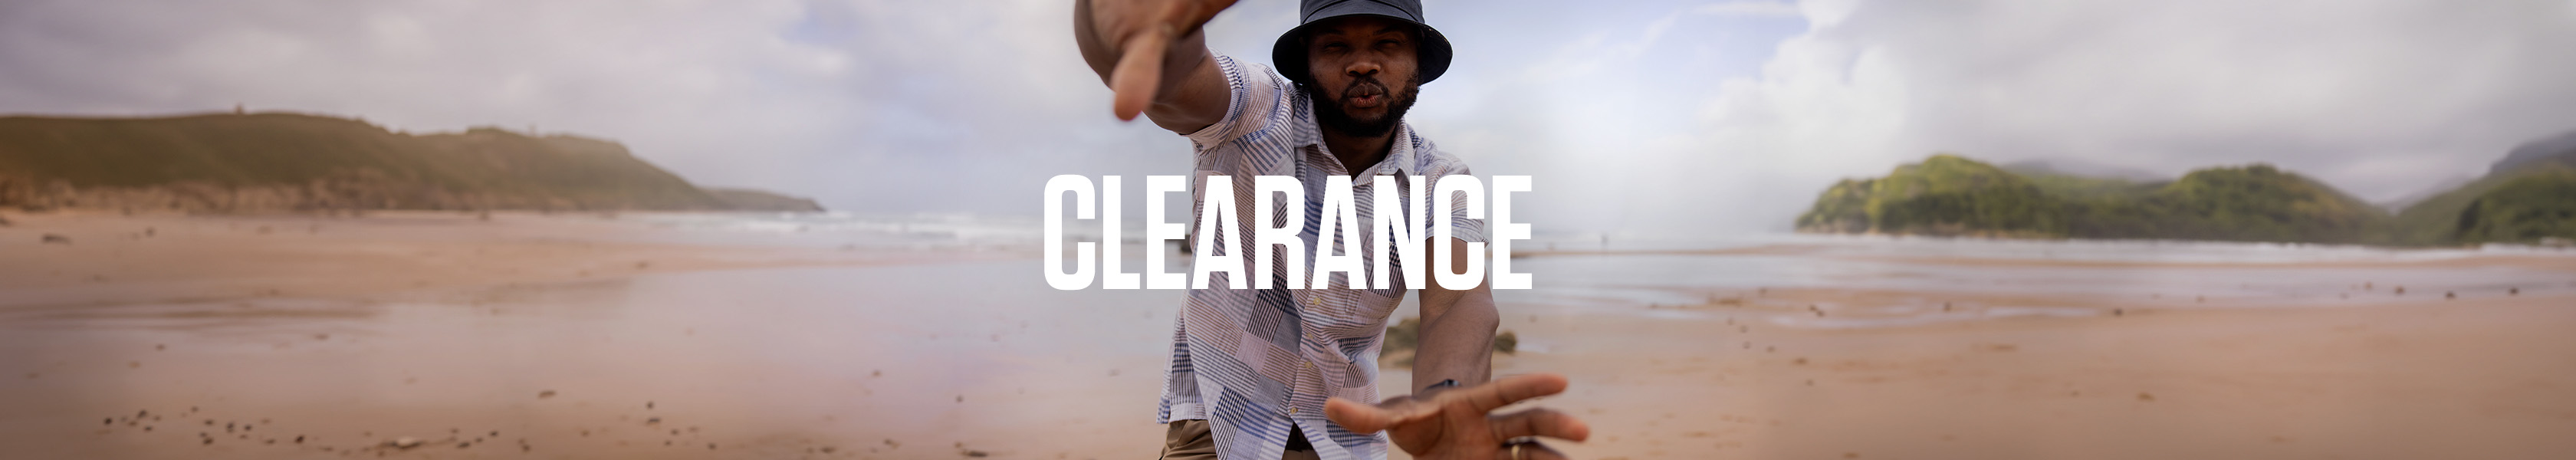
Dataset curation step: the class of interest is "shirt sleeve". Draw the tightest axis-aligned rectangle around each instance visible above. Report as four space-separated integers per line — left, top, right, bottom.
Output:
1423 163 1489 245
1182 54 1292 150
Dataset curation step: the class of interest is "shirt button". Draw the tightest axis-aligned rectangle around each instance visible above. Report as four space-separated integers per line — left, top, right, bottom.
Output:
1288 406 1299 415
1306 297 1320 306
1300 361 1311 370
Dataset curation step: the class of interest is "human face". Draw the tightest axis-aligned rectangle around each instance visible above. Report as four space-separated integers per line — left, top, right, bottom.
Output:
1304 15 1421 137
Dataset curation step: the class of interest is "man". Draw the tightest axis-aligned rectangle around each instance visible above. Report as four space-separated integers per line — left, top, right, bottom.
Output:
1075 1 1591 458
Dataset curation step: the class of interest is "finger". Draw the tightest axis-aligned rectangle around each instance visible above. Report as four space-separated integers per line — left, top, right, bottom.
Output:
1488 408 1591 442
1325 397 1440 433
1107 28 1169 120
1175 0 1240 27
1324 397 1396 432
1447 373 1571 414
1505 441 1571 460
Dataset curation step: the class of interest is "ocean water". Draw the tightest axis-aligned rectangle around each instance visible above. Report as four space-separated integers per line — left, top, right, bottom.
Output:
633 212 2576 320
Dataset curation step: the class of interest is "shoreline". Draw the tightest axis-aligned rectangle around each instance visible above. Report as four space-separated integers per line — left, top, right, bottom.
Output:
4 212 2573 459
0 210 1020 311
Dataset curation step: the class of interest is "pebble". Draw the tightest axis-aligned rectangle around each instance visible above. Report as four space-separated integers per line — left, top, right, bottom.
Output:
388 437 423 449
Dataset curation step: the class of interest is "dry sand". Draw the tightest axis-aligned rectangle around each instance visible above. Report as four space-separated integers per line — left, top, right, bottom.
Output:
5 212 2574 459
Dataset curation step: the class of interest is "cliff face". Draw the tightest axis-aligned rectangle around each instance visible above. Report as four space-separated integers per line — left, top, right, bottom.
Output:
0 113 816 212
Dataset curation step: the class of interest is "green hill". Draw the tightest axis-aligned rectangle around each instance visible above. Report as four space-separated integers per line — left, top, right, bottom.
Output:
2107 164 2385 243
2452 169 2576 245
1796 154 2066 238
0 112 816 212
2384 130 2576 245
1999 160 2164 200
1799 156 2389 244
2384 166 2562 245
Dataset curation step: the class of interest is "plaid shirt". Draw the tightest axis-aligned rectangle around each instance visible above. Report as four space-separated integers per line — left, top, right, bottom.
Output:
1157 54 1487 460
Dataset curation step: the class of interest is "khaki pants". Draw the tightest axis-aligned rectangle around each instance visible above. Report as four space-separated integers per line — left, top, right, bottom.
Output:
1161 419 1321 460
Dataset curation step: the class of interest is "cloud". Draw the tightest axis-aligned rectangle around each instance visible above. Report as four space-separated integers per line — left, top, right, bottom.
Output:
1693 2 1805 18
0 0 1196 215
2 0 2570 235
1624 0 2576 232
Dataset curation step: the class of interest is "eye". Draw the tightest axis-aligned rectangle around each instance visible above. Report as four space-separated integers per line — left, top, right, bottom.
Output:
1376 39 1401 48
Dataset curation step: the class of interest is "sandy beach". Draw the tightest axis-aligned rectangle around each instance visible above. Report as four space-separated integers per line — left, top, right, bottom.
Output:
5 212 2574 459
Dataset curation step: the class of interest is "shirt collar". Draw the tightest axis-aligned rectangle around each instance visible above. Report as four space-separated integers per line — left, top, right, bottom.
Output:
1300 119 1419 183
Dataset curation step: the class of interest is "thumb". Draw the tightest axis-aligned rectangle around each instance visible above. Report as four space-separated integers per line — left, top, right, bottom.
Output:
1107 28 1169 121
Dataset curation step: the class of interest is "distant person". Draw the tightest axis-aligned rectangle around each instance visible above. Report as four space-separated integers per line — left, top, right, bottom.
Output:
1076 1 1590 459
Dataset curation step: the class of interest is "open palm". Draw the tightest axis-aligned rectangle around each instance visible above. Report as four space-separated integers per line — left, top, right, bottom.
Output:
1325 373 1590 460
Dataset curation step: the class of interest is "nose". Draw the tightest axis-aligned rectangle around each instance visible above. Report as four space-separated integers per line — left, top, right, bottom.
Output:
1344 59 1381 80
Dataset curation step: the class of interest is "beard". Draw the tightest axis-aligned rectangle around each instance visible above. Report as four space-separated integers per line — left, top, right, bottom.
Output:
1311 74 1421 138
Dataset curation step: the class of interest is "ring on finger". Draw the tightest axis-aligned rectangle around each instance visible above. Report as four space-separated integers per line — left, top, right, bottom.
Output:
1503 436 1539 460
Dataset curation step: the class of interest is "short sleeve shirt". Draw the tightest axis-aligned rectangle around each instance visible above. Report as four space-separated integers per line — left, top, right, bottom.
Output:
1155 54 1487 460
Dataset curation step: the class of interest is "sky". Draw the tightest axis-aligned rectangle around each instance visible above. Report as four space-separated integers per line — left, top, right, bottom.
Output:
3 0 2574 235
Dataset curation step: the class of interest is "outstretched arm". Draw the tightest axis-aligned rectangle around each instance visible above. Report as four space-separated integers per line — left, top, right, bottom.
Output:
1413 236 1498 391
1326 238 1591 458
1073 0 1238 133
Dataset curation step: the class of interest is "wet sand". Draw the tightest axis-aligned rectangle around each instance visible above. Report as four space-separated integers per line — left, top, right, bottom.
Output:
5 212 2576 459
1495 287 2576 460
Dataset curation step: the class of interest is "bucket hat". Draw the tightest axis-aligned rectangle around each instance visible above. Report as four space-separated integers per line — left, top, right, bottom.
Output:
1270 0 1454 87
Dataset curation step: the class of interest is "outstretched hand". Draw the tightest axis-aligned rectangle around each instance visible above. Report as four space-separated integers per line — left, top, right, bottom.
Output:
1078 0 1239 120
1325 373 1591 460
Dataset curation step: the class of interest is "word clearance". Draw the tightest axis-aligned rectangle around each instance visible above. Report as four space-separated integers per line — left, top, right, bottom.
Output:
1043 175 1534 291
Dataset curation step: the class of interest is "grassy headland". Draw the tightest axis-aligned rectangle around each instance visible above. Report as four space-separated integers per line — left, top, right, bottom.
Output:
0 112 820 212
1798 129 2576 246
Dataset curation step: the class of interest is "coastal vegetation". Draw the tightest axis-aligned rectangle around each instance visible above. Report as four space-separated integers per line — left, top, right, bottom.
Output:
0 112 820 212
1799 129 2576 246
